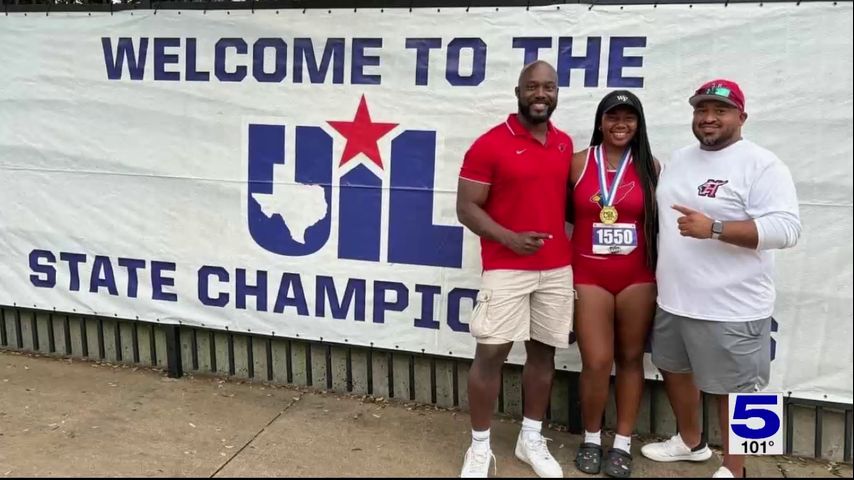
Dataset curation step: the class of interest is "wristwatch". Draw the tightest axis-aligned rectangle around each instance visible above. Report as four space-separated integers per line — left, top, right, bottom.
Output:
711 220 724 240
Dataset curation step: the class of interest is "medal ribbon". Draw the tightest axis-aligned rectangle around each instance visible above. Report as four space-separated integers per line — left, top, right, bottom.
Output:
594 144 632 207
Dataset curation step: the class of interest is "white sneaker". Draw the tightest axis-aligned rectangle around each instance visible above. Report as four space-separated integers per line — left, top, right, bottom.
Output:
460 446 496 478
514 431 563 478
712 466 735 478
640 434 713 463
712 465 746 478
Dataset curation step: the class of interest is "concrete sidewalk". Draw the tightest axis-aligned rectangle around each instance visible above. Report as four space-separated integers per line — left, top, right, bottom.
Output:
0 351 849 478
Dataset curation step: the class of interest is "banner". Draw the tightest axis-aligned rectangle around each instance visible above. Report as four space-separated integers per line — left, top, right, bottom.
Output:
0 3 851 403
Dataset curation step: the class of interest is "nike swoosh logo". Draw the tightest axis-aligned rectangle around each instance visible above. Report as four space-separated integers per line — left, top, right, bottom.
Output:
515 149 526 155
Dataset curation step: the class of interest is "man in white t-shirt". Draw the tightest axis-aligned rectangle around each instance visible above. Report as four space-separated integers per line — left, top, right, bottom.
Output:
640 79 801 478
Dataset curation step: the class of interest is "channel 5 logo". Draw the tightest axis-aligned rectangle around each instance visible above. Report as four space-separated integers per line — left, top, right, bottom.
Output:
728 393 784 455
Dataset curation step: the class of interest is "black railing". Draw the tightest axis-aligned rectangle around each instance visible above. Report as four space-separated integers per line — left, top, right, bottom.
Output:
1 0 848 13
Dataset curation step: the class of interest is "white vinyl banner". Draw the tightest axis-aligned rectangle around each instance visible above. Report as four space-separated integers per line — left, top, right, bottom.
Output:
0 3 851 403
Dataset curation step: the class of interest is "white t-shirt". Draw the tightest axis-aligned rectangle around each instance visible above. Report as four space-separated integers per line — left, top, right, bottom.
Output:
656 139 800 322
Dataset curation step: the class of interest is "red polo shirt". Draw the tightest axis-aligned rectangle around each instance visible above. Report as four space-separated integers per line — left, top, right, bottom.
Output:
460 114 574 271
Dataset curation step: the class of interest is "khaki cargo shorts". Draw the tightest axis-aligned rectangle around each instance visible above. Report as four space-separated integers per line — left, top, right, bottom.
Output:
469 266 575 348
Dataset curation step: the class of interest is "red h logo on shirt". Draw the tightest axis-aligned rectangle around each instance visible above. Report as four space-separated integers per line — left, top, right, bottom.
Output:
698 179 729 198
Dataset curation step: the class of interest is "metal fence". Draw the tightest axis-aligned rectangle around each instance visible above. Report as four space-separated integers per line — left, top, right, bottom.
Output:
1 306 852 462
1 0 848 13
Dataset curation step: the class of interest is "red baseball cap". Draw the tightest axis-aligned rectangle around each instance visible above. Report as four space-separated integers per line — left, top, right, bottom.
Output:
689 79 745 111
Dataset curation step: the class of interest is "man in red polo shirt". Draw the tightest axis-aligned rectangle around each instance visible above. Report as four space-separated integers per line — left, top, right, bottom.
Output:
456 60 574 478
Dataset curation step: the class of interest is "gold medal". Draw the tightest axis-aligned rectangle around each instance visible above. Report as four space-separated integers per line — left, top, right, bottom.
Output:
600 206 618 224
593 145 631 227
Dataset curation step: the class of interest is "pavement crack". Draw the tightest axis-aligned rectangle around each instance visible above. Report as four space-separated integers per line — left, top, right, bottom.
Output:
209 392 304 477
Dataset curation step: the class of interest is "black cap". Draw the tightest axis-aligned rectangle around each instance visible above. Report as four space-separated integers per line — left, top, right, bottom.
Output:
600 91 640 114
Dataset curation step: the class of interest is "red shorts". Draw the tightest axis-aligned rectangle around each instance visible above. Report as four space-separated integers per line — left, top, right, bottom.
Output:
573 252 656 295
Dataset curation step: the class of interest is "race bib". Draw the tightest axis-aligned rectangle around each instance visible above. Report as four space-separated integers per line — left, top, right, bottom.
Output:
592 222 638 255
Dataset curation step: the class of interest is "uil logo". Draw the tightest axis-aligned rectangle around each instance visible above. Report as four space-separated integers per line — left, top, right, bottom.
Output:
246 95 463 268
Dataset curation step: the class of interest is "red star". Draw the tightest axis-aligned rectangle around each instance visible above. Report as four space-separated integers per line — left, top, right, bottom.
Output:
327 95 398 169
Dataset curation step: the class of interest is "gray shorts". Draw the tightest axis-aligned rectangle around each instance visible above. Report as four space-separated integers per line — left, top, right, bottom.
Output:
651 307 771 395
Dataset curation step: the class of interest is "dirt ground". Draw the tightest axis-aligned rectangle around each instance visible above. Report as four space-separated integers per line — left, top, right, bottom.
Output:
1 351 850 478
